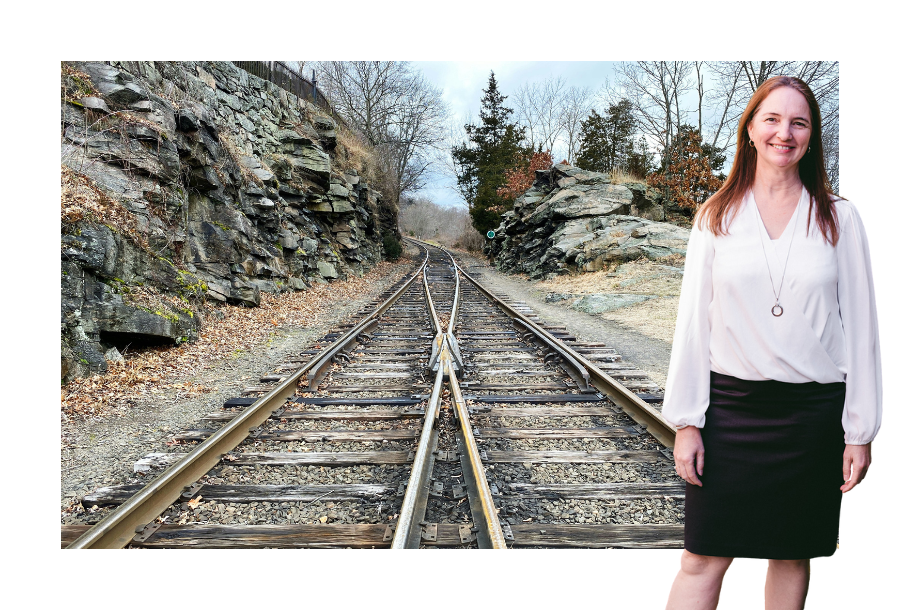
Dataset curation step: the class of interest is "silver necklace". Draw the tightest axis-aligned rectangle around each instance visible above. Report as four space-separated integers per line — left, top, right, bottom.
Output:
753 192 799 317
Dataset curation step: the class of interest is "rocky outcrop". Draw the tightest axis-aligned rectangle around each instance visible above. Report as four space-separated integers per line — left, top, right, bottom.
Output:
485 164 690 279
61 61 398 381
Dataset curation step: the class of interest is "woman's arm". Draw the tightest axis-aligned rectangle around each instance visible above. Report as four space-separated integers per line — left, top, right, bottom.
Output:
835 201 882 446
841 443 871 493
662 223 716 429
674 426 705 486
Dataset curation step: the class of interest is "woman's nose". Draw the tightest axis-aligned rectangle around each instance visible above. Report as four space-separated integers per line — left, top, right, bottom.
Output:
777 121 793 141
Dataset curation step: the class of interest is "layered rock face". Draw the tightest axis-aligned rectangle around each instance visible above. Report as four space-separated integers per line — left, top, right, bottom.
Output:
61 61 398 381
485 164 690 279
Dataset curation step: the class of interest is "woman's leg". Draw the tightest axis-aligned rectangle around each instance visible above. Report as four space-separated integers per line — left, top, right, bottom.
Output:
764 559 810 610
666 550 733 610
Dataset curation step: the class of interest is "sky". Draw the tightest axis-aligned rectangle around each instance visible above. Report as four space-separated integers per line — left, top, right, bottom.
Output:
411 61 617 209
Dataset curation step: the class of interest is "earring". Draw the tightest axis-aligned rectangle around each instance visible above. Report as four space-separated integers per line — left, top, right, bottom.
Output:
806 147 810 155
749 140 755 148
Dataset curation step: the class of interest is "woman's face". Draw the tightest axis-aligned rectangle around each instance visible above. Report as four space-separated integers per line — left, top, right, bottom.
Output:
747 86 812 173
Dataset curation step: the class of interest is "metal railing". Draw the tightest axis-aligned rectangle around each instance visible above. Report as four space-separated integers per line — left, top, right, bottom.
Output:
232 61 341 120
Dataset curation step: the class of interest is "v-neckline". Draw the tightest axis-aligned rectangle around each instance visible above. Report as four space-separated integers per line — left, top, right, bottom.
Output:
750 189 804 242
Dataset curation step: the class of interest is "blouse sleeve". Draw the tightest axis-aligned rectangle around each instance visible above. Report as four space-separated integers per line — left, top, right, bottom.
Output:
662 222 715 429
836 202 882 445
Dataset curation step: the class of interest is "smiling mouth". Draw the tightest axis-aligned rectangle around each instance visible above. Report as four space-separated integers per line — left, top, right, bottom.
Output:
770 144 794 151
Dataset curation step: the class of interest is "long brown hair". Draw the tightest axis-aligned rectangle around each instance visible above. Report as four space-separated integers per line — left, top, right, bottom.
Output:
695 76 841 245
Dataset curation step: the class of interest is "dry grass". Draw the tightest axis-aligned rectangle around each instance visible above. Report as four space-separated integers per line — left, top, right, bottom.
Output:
534 257 685 344
334 125 375 183
609 168 645 185
61 166 149 250
603 295 679 344
536 258 682 296
218 130 262 187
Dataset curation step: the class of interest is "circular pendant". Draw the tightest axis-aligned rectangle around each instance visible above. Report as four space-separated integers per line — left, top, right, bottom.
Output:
772 304 784 317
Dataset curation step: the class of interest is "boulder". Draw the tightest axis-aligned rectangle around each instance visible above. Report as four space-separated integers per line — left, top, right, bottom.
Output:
176 108 201 131
316 261 338 278
229 278 260 306
291 145 331 184
80 97 110 113
331 199 354 213
279 228 299 250
487 163 689 279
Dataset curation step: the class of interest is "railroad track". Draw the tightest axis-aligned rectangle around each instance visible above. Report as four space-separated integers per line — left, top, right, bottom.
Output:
63 240 683 549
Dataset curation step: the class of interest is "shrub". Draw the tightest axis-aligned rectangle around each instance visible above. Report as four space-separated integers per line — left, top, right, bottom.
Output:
382 233 403 261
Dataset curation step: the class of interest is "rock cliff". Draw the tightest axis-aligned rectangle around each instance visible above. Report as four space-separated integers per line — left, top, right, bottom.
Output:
61 61 398 382
485 164 690 279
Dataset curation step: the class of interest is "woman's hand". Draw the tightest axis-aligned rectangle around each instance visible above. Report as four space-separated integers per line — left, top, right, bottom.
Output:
840 442 872 493
673 426 704 486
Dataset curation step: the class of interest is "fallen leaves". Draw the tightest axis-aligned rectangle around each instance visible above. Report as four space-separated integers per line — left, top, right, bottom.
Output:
61 259 413 419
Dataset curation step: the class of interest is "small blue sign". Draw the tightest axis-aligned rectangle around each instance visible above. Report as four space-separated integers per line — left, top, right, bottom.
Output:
486 230 496 239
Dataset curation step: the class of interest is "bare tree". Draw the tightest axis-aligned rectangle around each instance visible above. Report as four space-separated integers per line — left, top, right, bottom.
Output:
695 61 704 136
283 61 307 78
608 61 694 163
398 196 482 249
559 85 596 163
512 76 568 156
314 61 449 201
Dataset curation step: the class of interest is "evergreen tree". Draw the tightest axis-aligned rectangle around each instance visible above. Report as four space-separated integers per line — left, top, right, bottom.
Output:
625 135 655 179
452 72 526 235
575 100 637 172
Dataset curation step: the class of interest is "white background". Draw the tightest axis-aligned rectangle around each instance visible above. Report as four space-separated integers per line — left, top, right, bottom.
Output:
14 1 895 607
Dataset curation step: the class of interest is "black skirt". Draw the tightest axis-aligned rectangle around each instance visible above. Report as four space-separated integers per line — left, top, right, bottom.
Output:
684 372 846 559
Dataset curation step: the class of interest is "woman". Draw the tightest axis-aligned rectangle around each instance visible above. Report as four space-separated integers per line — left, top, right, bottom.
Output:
662 76 881 610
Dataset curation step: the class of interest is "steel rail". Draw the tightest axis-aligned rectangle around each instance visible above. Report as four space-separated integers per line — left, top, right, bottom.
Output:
456 264 677 448
422 260 441 334
447 254 461 335
67 251 430 549
390 357 444 548
444 348 507 548
392 245 454 547
406 240 505 547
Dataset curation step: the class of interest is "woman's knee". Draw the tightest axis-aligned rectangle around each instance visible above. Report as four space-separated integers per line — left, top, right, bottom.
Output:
680 551 733 577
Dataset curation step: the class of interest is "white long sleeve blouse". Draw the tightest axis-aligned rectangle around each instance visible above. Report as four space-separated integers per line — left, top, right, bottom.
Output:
661 189 882 445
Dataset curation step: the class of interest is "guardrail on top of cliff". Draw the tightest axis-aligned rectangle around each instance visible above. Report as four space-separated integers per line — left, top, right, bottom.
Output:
232 61 347 129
